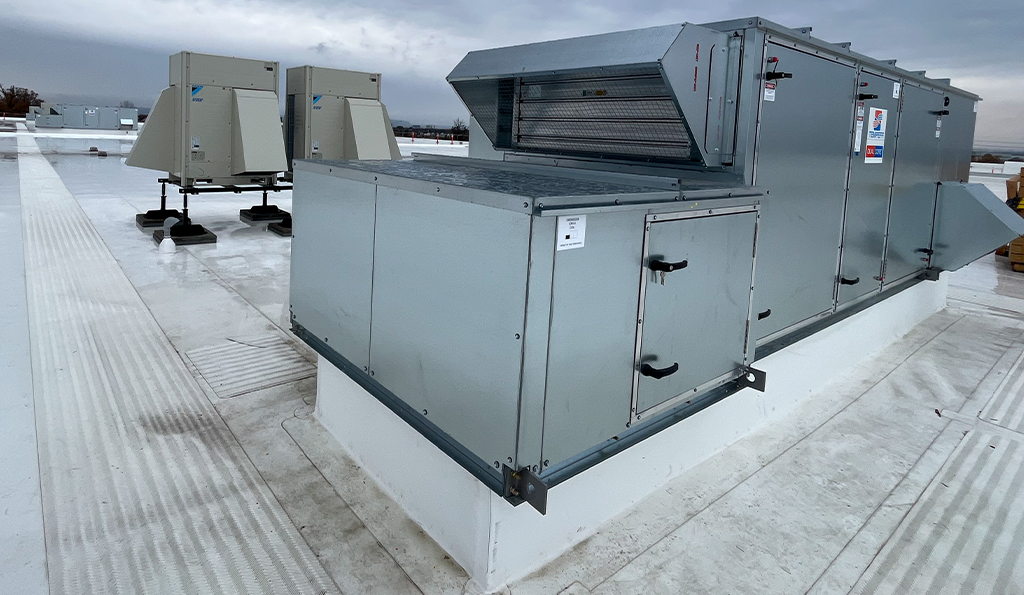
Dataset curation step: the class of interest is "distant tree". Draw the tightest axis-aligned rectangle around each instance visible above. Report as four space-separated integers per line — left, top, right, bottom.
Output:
0 84 43 114
451 118 468 135
120 100 136 108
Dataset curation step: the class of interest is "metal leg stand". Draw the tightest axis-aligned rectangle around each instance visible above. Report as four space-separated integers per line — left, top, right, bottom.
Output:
135 180 184 230
152 191 217 245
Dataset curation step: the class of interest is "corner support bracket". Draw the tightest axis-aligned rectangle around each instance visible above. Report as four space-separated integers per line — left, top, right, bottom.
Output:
918 268 941 281
737 366 767 392
503 465 548 515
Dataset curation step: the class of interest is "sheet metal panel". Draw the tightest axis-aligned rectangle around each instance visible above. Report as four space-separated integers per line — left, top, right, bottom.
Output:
837 71 900 306
230 88 288 175
752 44 855 340
636 211 757 413
448 24 683 81
368 187 531 468
883 84 943 286
515 216 557 468
939 93 977 183
289 171 377 370
541 209 647 468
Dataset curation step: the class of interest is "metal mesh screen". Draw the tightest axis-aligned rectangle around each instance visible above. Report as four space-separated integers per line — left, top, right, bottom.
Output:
453 67 700 164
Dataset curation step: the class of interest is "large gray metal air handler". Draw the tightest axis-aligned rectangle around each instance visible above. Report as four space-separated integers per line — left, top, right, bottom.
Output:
290 18 1024 514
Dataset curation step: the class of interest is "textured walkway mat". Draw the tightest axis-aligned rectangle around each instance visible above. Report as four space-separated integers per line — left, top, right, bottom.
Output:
18 135 337 594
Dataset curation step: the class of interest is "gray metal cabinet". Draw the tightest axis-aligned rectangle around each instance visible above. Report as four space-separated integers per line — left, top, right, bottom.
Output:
884 84 943 287
752 44 855 341
837 71 901 306
290 158 762 491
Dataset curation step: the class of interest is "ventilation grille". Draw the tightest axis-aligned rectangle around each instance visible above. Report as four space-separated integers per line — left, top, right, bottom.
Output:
453 67 699 164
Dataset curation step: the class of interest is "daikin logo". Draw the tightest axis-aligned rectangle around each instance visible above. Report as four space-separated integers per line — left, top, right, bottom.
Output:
191 85 204 102
313 95 322 110
872 110 883 131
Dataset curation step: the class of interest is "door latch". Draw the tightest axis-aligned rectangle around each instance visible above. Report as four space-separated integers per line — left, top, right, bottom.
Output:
640 362 680 379
650 259 688 285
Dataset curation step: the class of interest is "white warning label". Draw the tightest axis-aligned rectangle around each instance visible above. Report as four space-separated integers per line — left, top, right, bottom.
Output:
864 107 887 164
892 82 901 99
764 82 776 102
854 103 865 156
190 136 200 150
556 215 587 251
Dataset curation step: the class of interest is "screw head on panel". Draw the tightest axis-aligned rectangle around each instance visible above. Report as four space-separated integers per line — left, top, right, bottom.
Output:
515 333 521 340
507 457 513 464
543 460 549 467
533 465 538 472
494 461 500 469
423 409 428 415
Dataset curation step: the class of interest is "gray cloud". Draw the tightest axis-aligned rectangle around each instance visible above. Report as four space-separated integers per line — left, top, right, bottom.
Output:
0 0 1020 139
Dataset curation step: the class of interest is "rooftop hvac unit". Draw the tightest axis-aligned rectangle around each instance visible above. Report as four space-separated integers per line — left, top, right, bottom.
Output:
289 18 1024 514
127 51 290 245
284 66 401 178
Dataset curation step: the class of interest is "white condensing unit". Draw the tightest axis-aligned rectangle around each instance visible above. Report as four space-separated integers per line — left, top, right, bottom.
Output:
284 65 401 178
127 51 290 244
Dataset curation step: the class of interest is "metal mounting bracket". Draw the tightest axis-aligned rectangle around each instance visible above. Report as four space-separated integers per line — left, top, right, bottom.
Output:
737 366 767 392
918 268 941 281
503 465 548 515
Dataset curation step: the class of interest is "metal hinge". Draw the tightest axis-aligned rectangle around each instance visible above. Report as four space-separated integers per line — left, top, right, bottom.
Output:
737 366 767 392
503 465 548 515
918 268 941 281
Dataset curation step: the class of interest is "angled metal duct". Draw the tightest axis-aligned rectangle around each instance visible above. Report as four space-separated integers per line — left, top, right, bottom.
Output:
930 183 1024 272
447 24 730 167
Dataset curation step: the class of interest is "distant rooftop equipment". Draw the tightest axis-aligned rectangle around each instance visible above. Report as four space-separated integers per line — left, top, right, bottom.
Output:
32 104 137 130
284 66 401 180
126 51 291 244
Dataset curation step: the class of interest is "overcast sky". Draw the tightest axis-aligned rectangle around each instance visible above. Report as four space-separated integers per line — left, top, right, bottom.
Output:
0 0 1020 141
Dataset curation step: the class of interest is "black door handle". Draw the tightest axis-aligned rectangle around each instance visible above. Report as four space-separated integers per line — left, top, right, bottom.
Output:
640 362 679 379
649 259 688 273
858 93 878 100
916 248 934 255
840 277 860 285
758 309 772 320
929 110 950 116
765 72 793 81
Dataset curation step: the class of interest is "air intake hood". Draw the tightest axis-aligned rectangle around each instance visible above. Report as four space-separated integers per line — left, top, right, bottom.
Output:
447 24 730 167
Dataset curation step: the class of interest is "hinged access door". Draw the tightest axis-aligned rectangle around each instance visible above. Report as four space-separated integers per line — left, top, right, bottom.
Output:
632 206 759 421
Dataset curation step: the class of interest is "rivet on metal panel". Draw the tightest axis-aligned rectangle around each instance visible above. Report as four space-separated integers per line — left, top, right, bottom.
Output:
515 333 521 340
626 422 631 428
544 460 549 467
423 409 428 415
363 366 368 371
638 319 643 325
436 187 441 192
523 202 529 208
370 370 374 376
494 461 500 469
533 465 538 472
507 457 513 463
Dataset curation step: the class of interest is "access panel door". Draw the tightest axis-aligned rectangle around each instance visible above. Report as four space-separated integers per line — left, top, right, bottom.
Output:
752 44 856 340
837 71 901 306
883 84 943 287
633 209 758 420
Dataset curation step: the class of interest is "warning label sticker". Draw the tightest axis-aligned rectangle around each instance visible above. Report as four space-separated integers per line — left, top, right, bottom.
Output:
190 136 200 150
764 82 776 102
864 107 887 164
557 215 587 251
854 103 865 156
893 82 901 99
